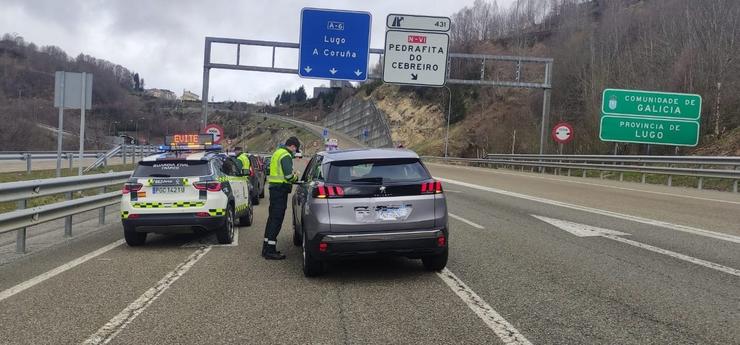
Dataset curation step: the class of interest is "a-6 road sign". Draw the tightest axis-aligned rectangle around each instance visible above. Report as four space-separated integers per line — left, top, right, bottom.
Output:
599 115 700 147
602 89 702 120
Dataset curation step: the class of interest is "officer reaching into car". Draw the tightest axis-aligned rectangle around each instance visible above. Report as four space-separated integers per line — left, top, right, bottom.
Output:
262 137 300 260
234 146 251 176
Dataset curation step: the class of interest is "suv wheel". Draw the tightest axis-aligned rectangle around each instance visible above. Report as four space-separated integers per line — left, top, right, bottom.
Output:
292 216 302 247
216 206 235 244
302 232 323 277
238 200 253 227
422 247 448 271
259 184 265 198
252 191 260 206
123 224 147 246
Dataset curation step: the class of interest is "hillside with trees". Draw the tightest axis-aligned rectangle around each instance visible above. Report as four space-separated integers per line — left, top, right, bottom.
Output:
0 33 199 150
362 0 740 156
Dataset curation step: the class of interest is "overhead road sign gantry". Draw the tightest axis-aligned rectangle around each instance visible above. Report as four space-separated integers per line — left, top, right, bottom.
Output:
298 8 371 82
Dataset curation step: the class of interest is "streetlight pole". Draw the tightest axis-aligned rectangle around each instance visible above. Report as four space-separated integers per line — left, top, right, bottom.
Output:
443 85 452 158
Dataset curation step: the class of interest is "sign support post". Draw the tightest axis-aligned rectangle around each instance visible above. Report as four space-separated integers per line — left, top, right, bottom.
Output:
78 72 87 176
56 72 65 177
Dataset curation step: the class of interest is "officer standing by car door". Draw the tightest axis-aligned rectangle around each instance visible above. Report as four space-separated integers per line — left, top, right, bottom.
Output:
262 137 300 260
234 146 250 175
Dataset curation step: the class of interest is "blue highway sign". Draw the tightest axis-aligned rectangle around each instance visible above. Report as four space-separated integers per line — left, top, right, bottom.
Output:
299 8 371 81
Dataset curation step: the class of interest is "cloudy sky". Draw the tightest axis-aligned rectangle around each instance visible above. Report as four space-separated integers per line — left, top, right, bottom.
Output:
1 0 514 103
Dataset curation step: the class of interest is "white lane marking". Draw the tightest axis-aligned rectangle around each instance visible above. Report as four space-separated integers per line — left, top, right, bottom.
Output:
437 268 532 345
605 234 740 277
429 163 740 206
449 213 485 229
533 215 740 277
436 177 740 244
82 246 211 345
0 240 125 303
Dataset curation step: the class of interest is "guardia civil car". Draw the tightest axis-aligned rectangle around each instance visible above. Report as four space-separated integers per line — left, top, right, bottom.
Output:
120 137 252 246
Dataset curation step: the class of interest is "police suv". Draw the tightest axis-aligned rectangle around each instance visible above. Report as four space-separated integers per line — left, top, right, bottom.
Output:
121 134 252 246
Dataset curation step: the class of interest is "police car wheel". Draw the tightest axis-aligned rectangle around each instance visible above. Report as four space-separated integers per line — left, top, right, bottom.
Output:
123 225 147 247
239 201 253 227
216 206 235 244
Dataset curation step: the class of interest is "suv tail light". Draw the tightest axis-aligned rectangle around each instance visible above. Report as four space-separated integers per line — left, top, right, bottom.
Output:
421 180 443 194
249 166 255 177
313 183 345 198
122 183 143 194
193 181 222 192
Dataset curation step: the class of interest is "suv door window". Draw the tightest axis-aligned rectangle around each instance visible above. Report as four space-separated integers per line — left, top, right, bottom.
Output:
301 156 318 182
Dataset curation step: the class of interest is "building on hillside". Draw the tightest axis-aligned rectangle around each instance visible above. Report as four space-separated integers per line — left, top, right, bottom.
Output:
181 89 200 101
145 88 177 100
330 80 352 88
313 86 334 98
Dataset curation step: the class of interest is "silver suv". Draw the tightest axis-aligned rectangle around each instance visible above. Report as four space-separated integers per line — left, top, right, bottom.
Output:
291 149 448 277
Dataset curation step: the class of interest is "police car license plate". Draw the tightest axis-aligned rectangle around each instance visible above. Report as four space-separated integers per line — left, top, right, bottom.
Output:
152 186 185 194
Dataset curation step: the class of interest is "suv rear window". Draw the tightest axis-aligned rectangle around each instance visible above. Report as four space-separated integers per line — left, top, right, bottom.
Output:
327 158 430 184
133 160 211 177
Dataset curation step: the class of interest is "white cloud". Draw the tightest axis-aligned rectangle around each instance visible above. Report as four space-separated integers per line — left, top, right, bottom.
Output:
1 0 513 103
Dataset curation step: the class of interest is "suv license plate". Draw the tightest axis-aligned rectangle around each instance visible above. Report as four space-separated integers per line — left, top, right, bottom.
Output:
376 206 411 221
153 186 185 194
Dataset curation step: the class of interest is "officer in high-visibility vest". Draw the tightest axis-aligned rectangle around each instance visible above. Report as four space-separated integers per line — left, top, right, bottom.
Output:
234 146 250 176
262 137 300 260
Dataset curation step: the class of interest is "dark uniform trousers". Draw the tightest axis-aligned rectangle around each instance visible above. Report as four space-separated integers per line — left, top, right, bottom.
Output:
263 183 292 253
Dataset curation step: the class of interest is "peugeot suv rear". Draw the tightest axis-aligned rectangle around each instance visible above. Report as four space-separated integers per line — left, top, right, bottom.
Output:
291 149 448 277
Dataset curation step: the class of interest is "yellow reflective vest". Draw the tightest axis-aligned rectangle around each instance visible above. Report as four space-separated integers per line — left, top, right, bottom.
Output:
236 153 250 174
268 147 296 184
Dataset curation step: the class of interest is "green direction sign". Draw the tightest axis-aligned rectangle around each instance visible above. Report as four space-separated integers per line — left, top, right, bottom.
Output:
599 116 700 146
602 89 702 120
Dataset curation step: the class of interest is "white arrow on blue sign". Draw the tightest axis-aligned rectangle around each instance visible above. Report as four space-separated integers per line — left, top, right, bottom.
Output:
299 8 371 82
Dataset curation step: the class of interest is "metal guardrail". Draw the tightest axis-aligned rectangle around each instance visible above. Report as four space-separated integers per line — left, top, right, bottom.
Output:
0 145 156 173
0 172 132 253
423 155 740 193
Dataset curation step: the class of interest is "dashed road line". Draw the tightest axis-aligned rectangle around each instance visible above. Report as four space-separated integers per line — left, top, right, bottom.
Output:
437 268 532 345
81 245 212 345
449 213 485 229
0 240 125 303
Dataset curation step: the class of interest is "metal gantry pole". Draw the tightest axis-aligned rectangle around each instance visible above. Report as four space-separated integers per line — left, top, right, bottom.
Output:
201 39 212 130
538 62 552 155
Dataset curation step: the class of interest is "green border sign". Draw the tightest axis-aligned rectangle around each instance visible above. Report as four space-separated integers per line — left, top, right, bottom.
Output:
602 89 702 120
599 115 700 147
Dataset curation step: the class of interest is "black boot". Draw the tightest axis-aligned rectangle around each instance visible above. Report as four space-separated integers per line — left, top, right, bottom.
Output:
262 243 286 260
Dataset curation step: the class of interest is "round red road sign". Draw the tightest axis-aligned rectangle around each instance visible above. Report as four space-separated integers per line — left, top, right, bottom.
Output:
551 122 574 144
203 124 225 144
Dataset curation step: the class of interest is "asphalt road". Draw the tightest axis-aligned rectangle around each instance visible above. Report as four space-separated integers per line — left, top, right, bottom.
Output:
0 161 738 344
